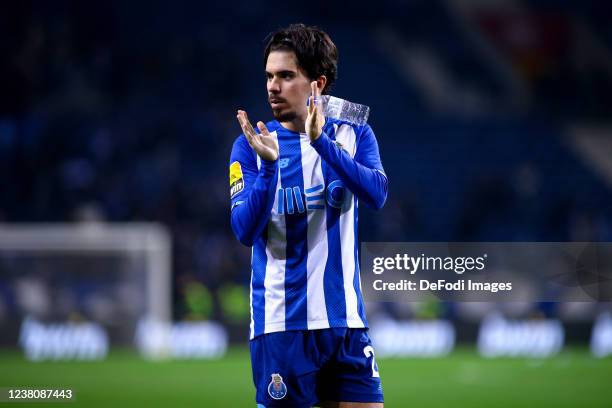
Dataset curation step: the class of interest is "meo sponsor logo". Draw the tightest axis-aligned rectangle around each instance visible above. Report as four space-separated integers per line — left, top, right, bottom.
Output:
276 182 348 215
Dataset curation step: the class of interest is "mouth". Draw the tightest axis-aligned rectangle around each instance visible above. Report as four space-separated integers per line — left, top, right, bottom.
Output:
269 99 286 108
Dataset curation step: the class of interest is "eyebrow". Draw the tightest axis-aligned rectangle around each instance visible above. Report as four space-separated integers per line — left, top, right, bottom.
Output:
265 70 296 76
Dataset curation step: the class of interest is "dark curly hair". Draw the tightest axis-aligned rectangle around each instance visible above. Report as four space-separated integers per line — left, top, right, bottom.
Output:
263 24 338 94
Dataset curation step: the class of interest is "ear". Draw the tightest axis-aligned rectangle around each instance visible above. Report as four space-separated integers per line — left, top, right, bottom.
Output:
317 75 328 93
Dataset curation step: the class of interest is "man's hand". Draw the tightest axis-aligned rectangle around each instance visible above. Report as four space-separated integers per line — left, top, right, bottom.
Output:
306 81 325 143
236 110 279 162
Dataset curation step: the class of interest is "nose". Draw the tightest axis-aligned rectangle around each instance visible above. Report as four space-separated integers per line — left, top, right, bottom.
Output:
268 76 281 94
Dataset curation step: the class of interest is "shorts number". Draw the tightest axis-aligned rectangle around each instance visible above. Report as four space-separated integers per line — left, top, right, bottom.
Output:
363 345 380 378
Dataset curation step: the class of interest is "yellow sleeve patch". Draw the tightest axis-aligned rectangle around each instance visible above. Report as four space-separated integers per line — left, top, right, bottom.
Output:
229 161 244 198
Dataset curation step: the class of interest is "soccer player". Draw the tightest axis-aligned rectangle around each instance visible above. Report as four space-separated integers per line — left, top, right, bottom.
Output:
229 24 388 408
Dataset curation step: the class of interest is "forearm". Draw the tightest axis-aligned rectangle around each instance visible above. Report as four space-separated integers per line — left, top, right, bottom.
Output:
311 132 387 209
231 160 278 246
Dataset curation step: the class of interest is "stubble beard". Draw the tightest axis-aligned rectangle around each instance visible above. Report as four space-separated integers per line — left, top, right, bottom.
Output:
272 108 298 123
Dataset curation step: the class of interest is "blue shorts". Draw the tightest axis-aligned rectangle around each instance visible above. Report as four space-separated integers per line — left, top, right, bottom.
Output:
250 328 384 408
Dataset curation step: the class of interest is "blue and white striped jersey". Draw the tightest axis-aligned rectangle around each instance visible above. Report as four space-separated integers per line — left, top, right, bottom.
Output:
229 118 387 339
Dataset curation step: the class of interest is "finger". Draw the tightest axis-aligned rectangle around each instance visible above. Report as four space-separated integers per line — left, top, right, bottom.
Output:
310 81 318 104
236 111 246 130
307 95 315 115
240 111 258 137
257 121 271 137
238 111 261 146
237 114 253 143
237 113 249 136
237 113 260 150
313 83 324 116
246 131 261 151
237 110 251 132
236 110 249 133
243 129 256 149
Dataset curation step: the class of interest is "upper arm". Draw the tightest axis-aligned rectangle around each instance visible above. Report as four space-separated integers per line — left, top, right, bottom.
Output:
229 135 258 210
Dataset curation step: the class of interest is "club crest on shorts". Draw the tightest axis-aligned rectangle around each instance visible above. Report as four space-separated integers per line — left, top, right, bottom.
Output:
267 373 287 400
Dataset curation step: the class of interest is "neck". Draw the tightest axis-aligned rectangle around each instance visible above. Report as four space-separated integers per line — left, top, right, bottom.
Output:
280 115 306 134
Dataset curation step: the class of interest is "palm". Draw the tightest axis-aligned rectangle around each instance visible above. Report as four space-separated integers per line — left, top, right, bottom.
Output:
236 110 279 162
258 132 279 161
306 81 325 142
306 106 325 141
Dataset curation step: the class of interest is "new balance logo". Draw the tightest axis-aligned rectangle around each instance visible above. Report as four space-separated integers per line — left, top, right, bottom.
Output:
279 158 290 169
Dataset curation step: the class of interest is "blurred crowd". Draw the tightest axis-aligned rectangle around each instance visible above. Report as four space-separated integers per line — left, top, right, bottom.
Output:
1 1 611 325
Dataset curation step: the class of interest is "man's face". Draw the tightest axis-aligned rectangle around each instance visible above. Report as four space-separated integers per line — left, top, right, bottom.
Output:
265 50 312 123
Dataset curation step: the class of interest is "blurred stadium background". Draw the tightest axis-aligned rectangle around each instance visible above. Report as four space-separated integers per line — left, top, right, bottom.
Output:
1 0 612 406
